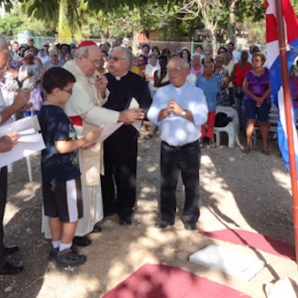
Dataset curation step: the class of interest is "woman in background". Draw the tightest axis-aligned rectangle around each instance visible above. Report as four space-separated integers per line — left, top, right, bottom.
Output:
243 52 271 155
196 61 220 148
180 48 191 64
214 55 230 107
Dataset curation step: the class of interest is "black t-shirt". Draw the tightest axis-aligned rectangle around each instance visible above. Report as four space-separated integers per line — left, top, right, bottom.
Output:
38 105 80 185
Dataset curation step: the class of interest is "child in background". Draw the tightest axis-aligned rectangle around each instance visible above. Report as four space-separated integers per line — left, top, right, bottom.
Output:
39 67 102 266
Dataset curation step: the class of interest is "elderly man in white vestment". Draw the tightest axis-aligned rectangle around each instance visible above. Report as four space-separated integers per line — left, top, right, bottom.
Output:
42 40 144 246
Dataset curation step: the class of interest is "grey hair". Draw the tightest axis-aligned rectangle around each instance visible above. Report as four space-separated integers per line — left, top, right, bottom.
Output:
112 46 134 68
191 52 201 60
215 54 226 63
149 52 158 59
169 56 190 68
74 46 89 59
0 35 7 52
204 61 215 68
241 50 249 55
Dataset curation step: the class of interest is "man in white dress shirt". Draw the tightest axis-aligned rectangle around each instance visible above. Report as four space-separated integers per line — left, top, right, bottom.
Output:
147 57 208 230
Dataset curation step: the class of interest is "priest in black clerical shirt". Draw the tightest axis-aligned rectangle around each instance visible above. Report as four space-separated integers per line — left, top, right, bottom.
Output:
101 47 152 225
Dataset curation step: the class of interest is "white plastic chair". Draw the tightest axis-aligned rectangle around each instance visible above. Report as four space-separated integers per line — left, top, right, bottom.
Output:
7 157 33 182
213 106 240 148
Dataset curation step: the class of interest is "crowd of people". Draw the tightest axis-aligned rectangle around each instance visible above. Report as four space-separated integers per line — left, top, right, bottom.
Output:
0 35 292 274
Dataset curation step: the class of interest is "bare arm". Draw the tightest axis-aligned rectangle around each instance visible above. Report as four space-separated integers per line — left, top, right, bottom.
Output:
55 129 102 154
145 74 153 82
154 70 170 88
220 70 229 90
231 64 237 89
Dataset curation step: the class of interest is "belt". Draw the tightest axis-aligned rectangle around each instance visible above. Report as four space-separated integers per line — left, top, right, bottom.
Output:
162 140 199 150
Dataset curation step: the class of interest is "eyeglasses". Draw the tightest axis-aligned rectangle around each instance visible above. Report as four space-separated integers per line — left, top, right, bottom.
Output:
108 56 127 62
167 66 183 72
219 51 225 54
83 55 101 66
61 88 73 94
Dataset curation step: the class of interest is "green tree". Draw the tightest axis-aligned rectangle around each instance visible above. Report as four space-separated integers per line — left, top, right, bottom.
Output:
0 9 52 37
19 0 88 42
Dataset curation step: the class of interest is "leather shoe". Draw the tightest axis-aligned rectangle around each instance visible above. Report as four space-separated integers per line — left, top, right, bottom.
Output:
5 244 19 255
184 222 197 231
92 223 102 233
73 236 92 247
0 261 23 275
119 216 132 226
155 219 174 229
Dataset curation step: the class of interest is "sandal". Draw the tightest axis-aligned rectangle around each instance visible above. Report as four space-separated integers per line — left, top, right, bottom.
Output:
242 147 251 154
262 149 270 156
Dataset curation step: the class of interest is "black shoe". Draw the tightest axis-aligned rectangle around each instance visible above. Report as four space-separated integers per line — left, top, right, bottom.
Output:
4 244 19 255
184 222 197 230
49 246 77 261
0 261 23 275
55 249 86 267
73 236 91 247
49 247 59 261
92 223 102 233
119 216 132 226
155 219 174 229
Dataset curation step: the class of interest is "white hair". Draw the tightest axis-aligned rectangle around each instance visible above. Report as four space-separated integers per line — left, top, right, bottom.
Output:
74 46 89 58
215 54 226 63
169 56 190 68
191 52 201 60
112 46 134 68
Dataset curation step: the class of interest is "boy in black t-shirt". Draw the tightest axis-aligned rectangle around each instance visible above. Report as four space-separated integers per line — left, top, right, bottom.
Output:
39 68 102 266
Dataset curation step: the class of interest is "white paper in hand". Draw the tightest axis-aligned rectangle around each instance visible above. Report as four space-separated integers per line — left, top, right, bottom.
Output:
129 97 142 132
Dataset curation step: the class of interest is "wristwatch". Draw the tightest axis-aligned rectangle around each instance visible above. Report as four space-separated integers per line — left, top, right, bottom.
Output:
181 110 186 117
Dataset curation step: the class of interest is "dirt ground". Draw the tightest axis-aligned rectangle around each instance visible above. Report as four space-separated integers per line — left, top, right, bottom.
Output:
0 129 297 298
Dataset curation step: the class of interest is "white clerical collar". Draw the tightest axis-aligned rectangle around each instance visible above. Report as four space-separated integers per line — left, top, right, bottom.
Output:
115 71 128 80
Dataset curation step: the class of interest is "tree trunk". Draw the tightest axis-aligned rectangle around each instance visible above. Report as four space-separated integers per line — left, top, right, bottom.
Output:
132 25 139 54
228 0 237 44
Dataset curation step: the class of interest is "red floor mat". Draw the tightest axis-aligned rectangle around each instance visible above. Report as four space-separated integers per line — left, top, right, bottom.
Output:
103 263 251 298
199 229 296 260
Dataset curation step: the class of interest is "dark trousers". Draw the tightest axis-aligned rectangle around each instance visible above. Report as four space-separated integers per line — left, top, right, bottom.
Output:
0 167 7 265
160 141 201 224
101 130 138 219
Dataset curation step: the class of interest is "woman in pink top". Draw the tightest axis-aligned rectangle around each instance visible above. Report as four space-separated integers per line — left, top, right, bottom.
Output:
190 53 204 77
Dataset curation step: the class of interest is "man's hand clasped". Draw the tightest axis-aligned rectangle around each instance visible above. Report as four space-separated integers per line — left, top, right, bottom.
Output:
167 99 183 115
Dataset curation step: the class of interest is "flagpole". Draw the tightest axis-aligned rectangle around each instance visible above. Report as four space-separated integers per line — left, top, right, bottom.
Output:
275 0 298 264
